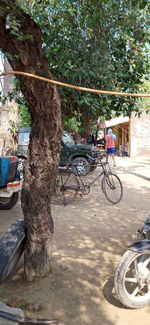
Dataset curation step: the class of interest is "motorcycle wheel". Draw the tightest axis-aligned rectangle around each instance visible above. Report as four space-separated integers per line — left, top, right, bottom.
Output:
114 250 150 308
0 193 19 210
0 219 26 284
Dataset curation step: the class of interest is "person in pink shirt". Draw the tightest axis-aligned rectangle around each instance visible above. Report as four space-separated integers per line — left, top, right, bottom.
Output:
105 128 116 166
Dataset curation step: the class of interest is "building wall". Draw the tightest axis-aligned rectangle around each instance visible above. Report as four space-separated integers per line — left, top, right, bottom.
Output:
0 101 18 154
130 112 150 157
0 55 18 155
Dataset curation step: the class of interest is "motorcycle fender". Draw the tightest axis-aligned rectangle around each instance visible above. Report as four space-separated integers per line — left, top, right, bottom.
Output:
128 240 150 252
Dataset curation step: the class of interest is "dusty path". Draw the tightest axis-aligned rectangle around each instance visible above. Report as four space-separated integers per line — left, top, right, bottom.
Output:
0 157 150 325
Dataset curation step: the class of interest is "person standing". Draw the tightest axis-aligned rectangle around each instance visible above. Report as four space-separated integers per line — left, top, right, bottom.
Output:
87 134 95 146
105 128 116 166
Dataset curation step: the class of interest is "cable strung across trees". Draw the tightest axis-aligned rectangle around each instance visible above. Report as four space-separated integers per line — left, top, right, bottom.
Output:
0 71 150 98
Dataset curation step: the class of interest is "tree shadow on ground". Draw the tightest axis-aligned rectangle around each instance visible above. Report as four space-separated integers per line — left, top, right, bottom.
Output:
0 170 150 324
103 276 128 309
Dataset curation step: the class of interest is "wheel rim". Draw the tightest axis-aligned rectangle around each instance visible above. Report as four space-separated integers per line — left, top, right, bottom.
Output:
74 162 87 175
123 252 150 303
73 158 90 176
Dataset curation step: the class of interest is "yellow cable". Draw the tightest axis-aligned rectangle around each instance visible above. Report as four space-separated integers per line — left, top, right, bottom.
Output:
0 70 150 97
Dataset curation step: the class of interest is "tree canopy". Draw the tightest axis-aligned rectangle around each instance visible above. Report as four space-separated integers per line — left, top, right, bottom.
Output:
1 0 149 134
16 0 150 134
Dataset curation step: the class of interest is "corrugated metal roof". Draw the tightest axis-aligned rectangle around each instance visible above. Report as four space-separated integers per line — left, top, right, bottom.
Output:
99 116 129 128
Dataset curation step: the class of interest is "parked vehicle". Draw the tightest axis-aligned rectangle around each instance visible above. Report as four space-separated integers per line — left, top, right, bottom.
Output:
0 156 21 209
115 215 150 309
60 131 100 175
17 128 101 175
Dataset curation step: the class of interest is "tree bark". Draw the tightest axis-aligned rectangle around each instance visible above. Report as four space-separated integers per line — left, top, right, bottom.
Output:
83 112 94 139
0 1 62 280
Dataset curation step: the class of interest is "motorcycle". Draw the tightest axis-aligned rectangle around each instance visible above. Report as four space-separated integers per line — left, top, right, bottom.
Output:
0 156 21 209
114 215 150 309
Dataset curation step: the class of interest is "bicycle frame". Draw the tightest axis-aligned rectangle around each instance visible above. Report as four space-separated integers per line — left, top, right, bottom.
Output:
58 168 74 189
58 152 112 188
77 156 111 189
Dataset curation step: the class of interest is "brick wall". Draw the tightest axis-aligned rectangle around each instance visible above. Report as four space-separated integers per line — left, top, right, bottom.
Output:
130 112 150 157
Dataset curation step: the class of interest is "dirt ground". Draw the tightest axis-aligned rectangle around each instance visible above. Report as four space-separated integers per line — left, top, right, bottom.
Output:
0 156 150 325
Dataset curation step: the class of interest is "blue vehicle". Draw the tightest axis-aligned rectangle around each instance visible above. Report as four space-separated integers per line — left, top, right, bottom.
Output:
0 156 21 209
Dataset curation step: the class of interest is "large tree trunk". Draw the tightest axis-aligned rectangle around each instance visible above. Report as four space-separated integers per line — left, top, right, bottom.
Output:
0 1 62 280
83 112 94 139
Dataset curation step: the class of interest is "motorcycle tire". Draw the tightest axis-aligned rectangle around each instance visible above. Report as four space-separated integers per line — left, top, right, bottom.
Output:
0 219 26 284
0 192 19 210
114 250 150 309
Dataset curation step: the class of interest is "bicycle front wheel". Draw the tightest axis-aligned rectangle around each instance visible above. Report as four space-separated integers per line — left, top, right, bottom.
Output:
101 173 123 204
52 169 80 205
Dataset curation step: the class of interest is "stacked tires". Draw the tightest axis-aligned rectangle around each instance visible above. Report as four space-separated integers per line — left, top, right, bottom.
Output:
0 220 26 284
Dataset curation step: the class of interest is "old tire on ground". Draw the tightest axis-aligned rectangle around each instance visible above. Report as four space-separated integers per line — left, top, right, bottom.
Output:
72 157 90 176
0 219 26 284
0 193 19 210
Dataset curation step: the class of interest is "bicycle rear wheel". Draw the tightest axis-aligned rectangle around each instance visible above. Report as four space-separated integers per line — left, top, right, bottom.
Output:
52 169 80 205
101 173 123 204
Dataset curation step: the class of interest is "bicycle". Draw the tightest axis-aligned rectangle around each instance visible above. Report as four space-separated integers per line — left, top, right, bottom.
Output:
52 153 123 206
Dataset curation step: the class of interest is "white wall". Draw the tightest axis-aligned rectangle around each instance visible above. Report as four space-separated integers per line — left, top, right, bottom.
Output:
0 53 4 99
130 112 150 157
0 53 18 154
